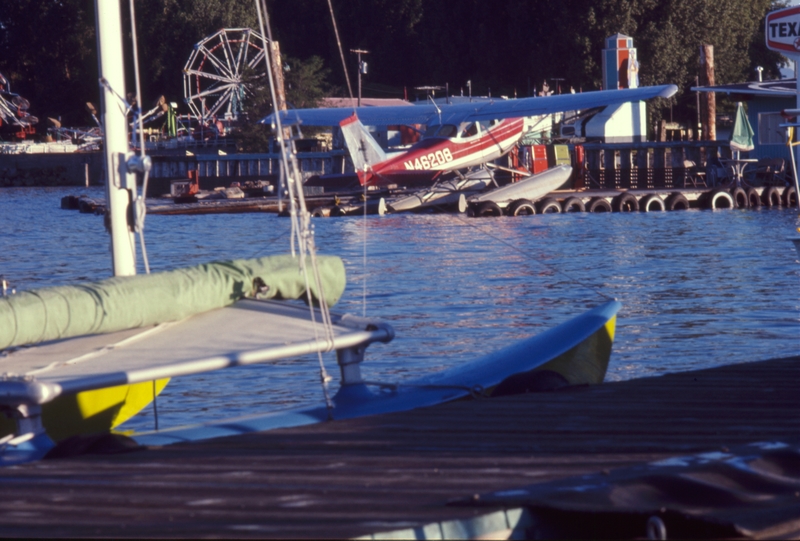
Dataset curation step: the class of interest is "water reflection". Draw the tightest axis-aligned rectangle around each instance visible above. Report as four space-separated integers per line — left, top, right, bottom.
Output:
1 187 798 430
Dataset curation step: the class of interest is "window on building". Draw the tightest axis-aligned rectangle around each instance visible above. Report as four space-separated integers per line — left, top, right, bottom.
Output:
758 112 786 145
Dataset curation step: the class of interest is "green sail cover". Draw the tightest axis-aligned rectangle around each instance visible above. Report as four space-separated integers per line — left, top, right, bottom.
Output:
0 255 346 350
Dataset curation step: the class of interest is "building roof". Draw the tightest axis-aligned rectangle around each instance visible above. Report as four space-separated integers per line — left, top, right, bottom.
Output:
692 79 797 98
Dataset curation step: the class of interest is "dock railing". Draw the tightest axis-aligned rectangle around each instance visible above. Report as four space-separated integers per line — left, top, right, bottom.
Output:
149 149 349 191
581 141 733 190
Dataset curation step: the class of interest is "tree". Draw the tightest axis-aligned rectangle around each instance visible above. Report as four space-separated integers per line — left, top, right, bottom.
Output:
0 0 97 126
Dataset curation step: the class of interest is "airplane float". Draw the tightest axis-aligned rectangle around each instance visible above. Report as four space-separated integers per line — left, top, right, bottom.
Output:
263 85 677 192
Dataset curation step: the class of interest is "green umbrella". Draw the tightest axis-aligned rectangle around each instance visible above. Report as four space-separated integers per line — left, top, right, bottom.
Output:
729 102 754 153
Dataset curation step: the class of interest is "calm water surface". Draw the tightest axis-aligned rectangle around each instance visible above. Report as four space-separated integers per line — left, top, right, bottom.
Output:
1 187 798 432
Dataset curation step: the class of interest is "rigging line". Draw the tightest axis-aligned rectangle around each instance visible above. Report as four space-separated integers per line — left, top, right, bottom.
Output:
325 0 355 107
432 204 615 302
249 222 291 258
255 0 334 413
128 0 150 274
323 0 368 315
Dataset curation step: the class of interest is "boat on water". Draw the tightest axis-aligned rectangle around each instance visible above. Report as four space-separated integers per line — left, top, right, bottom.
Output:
0 0 622 463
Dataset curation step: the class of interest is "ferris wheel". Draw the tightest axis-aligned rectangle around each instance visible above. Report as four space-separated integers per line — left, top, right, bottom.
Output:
183 28 268 122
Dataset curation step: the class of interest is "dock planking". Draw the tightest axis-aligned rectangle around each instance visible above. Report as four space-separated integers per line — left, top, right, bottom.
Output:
0 356 797 539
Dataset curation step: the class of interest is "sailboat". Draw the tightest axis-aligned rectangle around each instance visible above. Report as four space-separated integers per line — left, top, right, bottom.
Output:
0 0 621 462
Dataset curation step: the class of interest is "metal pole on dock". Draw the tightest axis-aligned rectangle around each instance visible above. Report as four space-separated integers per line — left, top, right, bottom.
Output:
350 49 369 108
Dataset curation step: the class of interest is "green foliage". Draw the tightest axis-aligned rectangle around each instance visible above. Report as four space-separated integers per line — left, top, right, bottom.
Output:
235 55 332 153
0 0 97 125
0 0 788 136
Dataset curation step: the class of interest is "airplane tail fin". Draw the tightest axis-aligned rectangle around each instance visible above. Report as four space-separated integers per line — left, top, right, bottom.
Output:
339 114 387 183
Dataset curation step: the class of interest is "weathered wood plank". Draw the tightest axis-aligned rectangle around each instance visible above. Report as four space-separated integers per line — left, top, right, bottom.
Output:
0 357 797 538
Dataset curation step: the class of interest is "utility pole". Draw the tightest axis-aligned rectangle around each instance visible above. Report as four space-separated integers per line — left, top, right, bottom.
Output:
350 49 369 107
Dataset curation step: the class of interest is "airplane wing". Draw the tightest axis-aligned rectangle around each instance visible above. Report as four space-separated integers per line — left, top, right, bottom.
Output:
262 85 677 127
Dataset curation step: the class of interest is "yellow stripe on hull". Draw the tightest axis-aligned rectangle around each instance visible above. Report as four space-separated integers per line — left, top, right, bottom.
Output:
533 315 616 385
0 379 169 442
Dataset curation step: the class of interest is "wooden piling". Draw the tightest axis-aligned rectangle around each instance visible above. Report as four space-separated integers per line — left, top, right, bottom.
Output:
700 45 716 141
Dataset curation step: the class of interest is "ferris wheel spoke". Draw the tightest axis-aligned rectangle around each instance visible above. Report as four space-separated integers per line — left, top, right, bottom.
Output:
219 32 238 78
189 83 237 102
184 28 267 122
185 69 236 85
246 49 267 70
205 87 236 118
235 31 252 77
197 43 235 80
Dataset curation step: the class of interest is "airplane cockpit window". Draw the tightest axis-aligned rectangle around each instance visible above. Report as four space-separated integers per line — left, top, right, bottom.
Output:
422 125 440 138
435 124 458 138
478 120 493 131
459 122 479 138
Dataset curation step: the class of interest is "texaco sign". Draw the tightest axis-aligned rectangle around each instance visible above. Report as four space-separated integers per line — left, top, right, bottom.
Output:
766 5 800 58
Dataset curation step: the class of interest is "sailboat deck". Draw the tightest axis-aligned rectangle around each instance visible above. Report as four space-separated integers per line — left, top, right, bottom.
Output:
0 355 797 538
0 299 390 404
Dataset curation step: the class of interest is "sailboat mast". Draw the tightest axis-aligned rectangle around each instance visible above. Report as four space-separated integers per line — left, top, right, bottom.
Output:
95 0 137 276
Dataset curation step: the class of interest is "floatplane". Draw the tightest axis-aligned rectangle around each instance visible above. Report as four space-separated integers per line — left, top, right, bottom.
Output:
2 1 630 463
266 85 677 212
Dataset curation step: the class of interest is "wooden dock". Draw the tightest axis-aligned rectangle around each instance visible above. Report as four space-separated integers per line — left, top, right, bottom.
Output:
0 356 797 539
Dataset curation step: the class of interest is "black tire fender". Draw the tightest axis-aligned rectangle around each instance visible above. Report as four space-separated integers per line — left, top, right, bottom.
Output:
704 188 734 209
587 197 612 212
639 194 665 212
475 200 503 217
664 192 690 211
611 191 639 212
746 187 761 208
762 186 782 207
507 198 536 216
561 196 585 212
730 187 748 209
536 197 562 214
782 185 797 208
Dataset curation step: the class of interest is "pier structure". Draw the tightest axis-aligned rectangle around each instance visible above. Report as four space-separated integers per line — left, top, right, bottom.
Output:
0 356 797 538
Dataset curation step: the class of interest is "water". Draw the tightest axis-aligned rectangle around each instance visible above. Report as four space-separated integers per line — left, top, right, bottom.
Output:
1 187 799 432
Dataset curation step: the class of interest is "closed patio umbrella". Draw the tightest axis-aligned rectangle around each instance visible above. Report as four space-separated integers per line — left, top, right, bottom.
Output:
729 102 754 155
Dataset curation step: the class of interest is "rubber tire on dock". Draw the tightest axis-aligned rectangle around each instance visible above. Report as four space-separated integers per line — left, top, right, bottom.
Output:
474 201 503 217
561 197 585 213
783 185 797 207
639 194 665 212
746 187 761 208
507 199 536 216
704 188 734 210
611 192 639 212
311 207 330 218
537 198 562 214
587 197 612 212
730 187 748 209
664 192 690 211
761 186 782 207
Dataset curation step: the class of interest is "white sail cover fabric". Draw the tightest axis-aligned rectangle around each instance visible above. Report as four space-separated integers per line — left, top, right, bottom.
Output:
0 299 392 406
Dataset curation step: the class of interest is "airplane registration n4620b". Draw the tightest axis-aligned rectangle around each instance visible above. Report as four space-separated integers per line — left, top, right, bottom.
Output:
263 84 677 188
